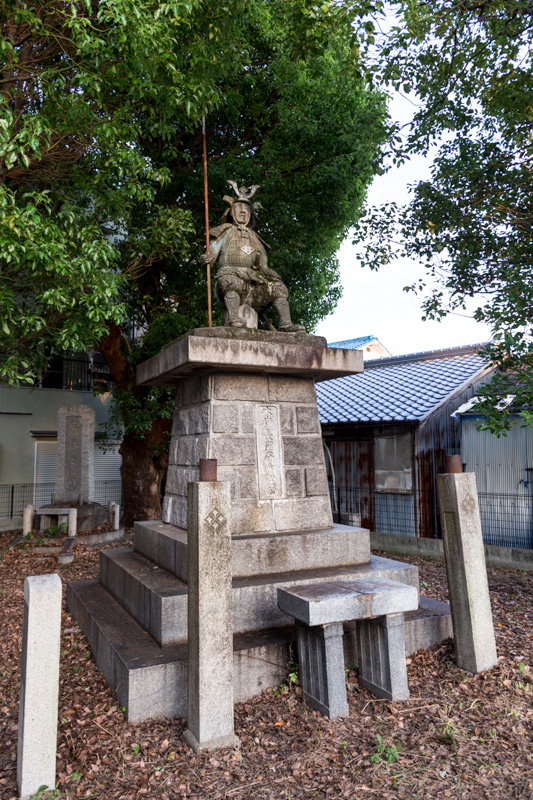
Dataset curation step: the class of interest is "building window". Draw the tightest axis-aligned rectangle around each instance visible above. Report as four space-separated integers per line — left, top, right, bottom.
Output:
374 432 412 493
38 352 115 392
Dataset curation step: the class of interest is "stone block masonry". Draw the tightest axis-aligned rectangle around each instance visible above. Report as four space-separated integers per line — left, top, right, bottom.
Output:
163 371 334 535
18 573 62 800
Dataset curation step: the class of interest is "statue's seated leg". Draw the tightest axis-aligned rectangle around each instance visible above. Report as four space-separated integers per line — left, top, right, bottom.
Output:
216 274 248 328
271 281 306 333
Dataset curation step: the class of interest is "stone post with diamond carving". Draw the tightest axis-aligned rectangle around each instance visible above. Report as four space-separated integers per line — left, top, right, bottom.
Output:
183 467 238 752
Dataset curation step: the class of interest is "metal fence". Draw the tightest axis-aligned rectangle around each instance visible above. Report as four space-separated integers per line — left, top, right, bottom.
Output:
330 485 533 550
0 480 123 518
38 353 115 392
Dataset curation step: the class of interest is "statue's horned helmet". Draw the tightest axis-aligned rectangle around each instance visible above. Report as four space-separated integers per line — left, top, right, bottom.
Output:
222 180 263 225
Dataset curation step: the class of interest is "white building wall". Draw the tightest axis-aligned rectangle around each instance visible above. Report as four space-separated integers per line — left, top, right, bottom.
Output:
0 386 115 484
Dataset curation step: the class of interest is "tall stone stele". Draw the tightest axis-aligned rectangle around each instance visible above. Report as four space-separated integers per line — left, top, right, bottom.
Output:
55 404 95 504
36 405 107 533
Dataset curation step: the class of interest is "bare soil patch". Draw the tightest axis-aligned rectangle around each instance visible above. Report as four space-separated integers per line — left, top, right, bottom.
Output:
0 533 532 799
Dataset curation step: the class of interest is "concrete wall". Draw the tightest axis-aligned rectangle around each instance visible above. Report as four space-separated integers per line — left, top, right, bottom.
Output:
370 531 533 572
0 386 113 485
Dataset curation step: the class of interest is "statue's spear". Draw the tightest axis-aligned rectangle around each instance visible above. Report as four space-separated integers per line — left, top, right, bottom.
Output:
202 116 212 328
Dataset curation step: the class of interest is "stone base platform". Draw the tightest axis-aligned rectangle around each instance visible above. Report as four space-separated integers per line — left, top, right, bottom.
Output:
35 502 107 534
98 547 419 645
134 520 371 581
67 516 453 721
67 578 451 723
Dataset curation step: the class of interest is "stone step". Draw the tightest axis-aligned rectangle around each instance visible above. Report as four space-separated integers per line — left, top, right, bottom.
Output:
66 578 291 723
67 579 452 724
100 547 419 642
403 596 454 656
134 520 371 581
100 548 187 646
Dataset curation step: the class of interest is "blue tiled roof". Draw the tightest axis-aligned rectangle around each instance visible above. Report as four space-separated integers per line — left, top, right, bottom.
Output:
329 335 377 350
317 345 491 424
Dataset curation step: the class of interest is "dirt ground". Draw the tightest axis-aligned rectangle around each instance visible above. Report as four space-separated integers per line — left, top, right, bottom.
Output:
1 528 532 800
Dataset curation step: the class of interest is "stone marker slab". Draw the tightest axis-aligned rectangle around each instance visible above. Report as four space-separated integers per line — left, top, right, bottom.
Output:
437 472 498 674
278 577 418 626
17 573 62 800
184 480 238 752
55 405 95 504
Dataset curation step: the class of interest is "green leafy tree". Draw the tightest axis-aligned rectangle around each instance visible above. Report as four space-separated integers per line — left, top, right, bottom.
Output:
1 0 388 521
354 0 533 434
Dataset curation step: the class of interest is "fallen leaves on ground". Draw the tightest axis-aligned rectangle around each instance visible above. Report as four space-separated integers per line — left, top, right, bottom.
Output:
0 534 532 799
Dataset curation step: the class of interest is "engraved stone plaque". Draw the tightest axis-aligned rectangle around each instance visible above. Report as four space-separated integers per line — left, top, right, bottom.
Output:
65 416 82 493
54 405 95 504
256 404 283 500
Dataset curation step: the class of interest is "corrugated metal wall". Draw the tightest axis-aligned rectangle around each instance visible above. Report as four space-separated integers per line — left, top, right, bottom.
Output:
462 418 532 493
462 417 533 547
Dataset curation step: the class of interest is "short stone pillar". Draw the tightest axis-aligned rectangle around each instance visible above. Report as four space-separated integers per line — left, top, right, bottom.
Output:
67 508 77 538
437 472 497 674
357 613 410 700
17 573 62 800
112 502 120 531
22 505 33 538
296 621 349 718
183 474 237 753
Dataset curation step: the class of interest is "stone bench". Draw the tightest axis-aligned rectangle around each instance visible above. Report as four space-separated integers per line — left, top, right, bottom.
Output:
277 577 418 717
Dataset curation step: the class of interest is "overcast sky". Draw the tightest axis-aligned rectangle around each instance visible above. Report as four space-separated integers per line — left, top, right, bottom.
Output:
315 95 492 355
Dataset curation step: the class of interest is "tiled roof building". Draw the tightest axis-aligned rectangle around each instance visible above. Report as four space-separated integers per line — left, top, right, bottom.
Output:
318 344 494 539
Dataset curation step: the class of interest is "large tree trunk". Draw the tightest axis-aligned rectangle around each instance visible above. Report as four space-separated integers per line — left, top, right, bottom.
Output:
99 323 172 525
119 418 170 526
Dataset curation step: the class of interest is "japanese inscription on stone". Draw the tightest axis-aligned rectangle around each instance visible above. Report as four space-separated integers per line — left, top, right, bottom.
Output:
256 405 283 499
65 416 82 493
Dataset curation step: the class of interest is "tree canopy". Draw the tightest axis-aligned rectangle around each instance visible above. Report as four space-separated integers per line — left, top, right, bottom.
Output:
1 0 389 519
354 0 533 434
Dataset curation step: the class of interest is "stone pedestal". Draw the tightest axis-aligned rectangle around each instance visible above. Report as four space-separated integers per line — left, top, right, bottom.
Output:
437 472 497 674
66 328 453 722
136 328 362 536
162 371 334 534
